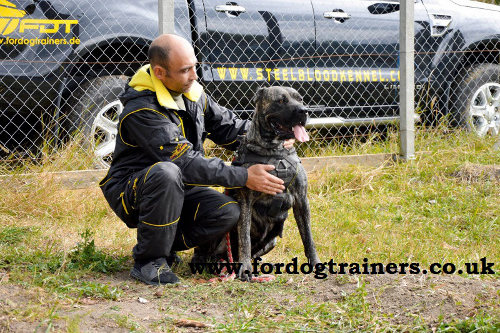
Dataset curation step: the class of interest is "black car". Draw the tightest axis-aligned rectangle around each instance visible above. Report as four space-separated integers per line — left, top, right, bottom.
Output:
1 0 499 167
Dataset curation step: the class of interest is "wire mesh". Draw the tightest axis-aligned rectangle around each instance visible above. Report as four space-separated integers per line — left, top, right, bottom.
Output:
0 0 499 172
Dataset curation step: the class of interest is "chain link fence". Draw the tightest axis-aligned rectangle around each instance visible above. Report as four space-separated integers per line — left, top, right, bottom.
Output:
0 0 499 172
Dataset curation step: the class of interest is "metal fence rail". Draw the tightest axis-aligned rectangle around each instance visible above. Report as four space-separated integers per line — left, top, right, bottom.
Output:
0 0 499 172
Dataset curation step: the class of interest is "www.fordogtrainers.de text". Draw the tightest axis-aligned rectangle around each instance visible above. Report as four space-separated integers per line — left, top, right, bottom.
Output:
0 37 80 47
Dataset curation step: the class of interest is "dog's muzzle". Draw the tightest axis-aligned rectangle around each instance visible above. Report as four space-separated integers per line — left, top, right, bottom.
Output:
269 107 309 142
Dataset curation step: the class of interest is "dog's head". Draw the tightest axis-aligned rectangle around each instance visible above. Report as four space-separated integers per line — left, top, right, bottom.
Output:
253 86 309 142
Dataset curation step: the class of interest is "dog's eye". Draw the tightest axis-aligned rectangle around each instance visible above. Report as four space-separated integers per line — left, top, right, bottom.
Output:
279 97 287 104
292 93 302 102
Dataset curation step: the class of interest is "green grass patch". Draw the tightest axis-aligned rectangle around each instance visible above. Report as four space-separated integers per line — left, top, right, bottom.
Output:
437 311 500 332
67 229 127 274
77 281 122 300
0 226 128 302
0 226 37 245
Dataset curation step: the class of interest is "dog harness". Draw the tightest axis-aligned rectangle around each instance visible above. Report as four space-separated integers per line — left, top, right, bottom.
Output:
232 145 302 216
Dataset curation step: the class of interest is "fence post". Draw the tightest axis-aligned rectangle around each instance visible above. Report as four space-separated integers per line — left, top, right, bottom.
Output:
399 0 416 160
158 0 175 35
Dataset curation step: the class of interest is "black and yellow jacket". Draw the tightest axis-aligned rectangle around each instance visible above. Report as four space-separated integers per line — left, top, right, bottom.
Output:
101 65 248 188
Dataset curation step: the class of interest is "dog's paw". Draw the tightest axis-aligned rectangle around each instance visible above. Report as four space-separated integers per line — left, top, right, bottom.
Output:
238 260 253 282
309 255 321 267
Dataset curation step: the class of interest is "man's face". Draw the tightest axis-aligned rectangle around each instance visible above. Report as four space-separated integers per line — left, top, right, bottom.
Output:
155 46 198 94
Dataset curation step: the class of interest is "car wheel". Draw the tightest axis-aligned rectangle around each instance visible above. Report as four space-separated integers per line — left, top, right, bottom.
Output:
65 75 128 168
453 64 500 137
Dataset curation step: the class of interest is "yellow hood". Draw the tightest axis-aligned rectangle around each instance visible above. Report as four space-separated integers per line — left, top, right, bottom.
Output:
129 64 203 110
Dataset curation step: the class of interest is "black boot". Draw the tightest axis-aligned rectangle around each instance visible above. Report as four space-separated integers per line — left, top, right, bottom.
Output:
130 257 180 285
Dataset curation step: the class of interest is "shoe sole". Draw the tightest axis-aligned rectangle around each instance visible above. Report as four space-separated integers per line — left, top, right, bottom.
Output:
130 268 180 286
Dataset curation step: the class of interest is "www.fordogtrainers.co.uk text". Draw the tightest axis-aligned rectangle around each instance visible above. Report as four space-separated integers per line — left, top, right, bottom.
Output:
189 257 496 279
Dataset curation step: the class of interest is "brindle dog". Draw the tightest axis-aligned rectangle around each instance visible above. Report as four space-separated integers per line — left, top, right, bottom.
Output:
224 86 321 281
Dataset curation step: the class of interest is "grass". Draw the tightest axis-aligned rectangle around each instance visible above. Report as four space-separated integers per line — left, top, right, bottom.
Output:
67 229 127 274
0 127 499 331
436 312 500 332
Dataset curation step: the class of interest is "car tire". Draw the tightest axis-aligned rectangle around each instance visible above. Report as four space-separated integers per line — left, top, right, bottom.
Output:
452 63 500 137
65 75 128 168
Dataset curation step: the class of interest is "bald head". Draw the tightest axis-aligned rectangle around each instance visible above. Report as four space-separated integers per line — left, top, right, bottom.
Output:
148 34 193 70
148 34 198 93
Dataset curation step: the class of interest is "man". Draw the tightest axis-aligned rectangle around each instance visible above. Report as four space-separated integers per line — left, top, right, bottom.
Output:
100 34 293 285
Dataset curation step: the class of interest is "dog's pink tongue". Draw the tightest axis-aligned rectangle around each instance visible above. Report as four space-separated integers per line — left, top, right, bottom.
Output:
293 125 309 142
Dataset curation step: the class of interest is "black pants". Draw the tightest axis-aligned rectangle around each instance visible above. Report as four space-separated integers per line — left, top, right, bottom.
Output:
102 162 240 261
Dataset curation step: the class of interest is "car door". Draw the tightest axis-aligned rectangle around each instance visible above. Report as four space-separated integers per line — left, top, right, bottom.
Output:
311 0 430 122
200 0 316 118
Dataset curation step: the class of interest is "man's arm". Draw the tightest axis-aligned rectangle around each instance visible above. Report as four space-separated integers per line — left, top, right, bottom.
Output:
121 109 248 188
202 93 248 151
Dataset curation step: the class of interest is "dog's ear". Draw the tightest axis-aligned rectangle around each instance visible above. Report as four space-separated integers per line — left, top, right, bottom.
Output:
254 87 266 106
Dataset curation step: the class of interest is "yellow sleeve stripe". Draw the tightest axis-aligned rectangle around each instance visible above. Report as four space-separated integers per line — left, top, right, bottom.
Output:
120 192 129 215
181 233 191 249
99 176 113 187
119 108 169 147
141 216 180 227
218 201 238 210
194 202 200 221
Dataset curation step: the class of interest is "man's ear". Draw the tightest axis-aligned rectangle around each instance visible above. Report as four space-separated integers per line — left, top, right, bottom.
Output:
152 65 166 80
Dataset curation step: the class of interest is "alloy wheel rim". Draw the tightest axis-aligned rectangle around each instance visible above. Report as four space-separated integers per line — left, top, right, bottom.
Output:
90 100 123 168
468 82 500 137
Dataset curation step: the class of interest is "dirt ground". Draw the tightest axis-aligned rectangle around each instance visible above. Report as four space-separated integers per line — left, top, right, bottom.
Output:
0 270 498 332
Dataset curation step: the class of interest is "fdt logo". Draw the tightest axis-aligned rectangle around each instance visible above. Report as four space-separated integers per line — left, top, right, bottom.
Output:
0 0 77 36
0 0 26 35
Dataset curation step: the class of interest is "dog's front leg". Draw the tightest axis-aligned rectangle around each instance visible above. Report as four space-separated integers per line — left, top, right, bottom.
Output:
292 176 320 266
237 195 253 281
293 196 320 266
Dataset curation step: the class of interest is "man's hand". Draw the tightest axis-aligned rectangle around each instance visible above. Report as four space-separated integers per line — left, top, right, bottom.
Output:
283 138 295 150
246 164 285 195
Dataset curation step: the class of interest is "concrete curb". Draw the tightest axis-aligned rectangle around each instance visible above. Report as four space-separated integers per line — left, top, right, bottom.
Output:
0 153 397 190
